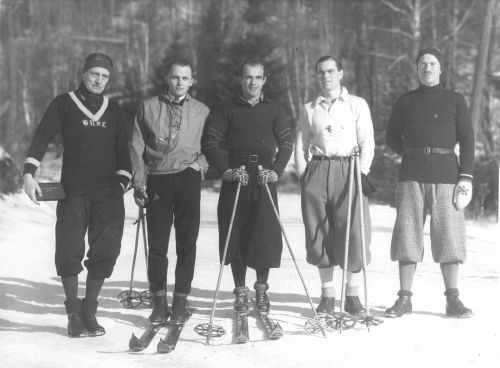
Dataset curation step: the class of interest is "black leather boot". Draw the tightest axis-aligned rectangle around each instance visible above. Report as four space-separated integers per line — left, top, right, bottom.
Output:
149 290 168 324
171 292 191 323
254 282 270 313
345 295 366 316
65 298 88 338
233 286 249 313
384 290 412 318
316 296 335 315
445 289 473 318
81 298 105 336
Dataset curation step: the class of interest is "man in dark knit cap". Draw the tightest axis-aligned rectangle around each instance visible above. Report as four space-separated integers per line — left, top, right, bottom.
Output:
23 52 131 337
202 59 293 314
385 47 474 318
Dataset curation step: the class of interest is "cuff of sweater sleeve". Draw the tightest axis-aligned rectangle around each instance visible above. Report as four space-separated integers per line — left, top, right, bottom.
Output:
117 175 130 189
23 163 38 177
458 174 473 182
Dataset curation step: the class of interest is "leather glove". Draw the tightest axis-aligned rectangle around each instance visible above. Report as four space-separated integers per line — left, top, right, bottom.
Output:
257 168 278 186
223 167 249 186
453 179 472 210
133 187 148 207
361 173 377 196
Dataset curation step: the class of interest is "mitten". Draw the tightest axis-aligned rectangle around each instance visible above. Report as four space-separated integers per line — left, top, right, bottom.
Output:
257 169 278 186
223 167 249 186
453 179 472 210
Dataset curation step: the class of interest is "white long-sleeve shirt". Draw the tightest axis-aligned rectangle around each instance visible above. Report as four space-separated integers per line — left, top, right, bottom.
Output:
294 87 375 175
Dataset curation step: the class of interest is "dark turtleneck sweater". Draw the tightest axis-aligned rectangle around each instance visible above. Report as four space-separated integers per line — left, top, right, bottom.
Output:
385 84 474 184
23 83 131 196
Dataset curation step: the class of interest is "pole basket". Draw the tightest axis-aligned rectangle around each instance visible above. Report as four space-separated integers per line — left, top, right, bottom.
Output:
117 290 142 309
194 323 226 338
140 290 152 307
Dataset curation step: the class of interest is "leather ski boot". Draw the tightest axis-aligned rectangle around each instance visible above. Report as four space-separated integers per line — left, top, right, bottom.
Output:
254 282 270 313
445 289 473 318
65 298 89 338
81 298 105 336
233 286 249 313
385 290 412 318
149 290 168 324
316 296 336 315
171 292 191 323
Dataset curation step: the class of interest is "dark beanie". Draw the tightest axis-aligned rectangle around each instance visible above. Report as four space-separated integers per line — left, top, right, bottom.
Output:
416 48 443 67
83 52 113 73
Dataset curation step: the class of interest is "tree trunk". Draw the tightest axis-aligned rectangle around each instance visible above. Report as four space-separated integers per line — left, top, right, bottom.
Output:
470 0 495 144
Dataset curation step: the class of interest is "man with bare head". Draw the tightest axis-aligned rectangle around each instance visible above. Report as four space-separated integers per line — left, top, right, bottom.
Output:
130 58 210 325
295 55 375 318
202 59 293 314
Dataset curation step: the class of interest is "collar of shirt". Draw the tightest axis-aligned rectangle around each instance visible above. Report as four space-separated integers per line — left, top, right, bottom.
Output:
234 92 267 107
162 91 190 106
314 86 350 108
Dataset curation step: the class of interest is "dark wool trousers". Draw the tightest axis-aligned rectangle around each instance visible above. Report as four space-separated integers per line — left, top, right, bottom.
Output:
55 184 125 279
146 169 201 294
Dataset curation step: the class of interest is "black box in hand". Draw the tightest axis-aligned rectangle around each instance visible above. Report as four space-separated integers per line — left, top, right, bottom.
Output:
36 182 66 201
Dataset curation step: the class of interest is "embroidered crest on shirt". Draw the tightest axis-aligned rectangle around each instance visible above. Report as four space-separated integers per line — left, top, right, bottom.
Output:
324 123 344 137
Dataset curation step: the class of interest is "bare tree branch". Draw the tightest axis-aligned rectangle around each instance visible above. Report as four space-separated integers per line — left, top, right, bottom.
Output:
440 0 478 42
367 25 413 39
382 0 410 16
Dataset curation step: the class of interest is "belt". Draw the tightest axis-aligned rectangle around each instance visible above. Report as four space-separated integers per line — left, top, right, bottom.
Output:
229 152 271 166
312 155 350 161
404 147 454 155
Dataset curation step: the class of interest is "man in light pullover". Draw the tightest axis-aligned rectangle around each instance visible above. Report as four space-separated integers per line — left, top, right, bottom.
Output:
130 58 209 324
295 56 375 317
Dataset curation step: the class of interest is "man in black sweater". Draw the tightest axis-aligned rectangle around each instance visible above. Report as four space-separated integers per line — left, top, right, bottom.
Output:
202 59 293 314
385 48 474 318
23 53 131 337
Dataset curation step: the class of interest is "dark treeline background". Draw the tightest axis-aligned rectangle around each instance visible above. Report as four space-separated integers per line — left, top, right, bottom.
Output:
1 0 498 219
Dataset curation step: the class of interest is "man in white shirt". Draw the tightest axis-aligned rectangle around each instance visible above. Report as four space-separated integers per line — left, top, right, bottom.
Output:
295 56 375 317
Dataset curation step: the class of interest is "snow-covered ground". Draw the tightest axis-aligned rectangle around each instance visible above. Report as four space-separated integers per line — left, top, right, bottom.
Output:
0 190 498 368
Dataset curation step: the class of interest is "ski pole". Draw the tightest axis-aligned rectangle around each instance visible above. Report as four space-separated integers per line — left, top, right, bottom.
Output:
117 207 142 308
354 151 383 329
205 166 245 345
338 151 356 333
258 165 327 338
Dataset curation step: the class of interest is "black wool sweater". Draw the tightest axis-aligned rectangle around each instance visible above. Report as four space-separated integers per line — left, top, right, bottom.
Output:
201 95 293 176
385 84 474 184
23 83 131 196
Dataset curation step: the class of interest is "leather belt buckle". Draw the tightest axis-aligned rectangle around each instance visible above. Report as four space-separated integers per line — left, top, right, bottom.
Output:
423 147 431 155
249 154 258 163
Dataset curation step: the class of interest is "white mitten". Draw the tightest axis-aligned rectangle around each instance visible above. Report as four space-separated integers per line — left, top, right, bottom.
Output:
453 179 472 210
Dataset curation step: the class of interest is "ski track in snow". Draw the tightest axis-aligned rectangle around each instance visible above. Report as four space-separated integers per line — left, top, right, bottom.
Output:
0 191 499 368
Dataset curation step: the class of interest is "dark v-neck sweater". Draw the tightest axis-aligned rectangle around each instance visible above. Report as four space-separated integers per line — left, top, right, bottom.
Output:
23 83 131 196
385 84 474 184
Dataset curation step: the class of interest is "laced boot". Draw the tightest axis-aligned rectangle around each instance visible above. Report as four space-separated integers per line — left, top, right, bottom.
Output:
81 298 105 336
344 295 366 317
445 289 473 318
171 292 191 323
384 290 412 318
254 282 270 313
233 286 249 313
149 290 168 324
316 296 336 315
64 298 88 338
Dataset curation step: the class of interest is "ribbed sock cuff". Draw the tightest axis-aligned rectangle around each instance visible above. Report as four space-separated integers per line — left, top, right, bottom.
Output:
346 285 359 296
321 286 336 298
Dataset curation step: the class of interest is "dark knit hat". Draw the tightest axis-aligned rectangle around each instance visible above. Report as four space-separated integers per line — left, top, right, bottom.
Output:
83 52 113 73
416 47 443 67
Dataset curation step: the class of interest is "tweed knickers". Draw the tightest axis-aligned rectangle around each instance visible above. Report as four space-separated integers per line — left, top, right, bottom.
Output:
391 181 466 263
